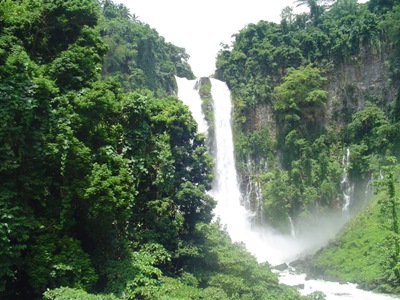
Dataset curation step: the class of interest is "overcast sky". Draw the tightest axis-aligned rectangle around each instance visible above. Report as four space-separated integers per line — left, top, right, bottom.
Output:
117 0 367 77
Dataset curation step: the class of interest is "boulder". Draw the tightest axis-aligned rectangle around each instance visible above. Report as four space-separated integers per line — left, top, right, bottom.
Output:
273 263 289 271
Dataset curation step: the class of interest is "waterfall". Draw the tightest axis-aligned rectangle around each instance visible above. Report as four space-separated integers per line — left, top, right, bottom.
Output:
341 148 354 211
175 76 208 134
254 180 263 219
288 215 297 238
176 76 343 264
365 173 375 198
177 76 306 265
242 155 266 218
207 78 254 242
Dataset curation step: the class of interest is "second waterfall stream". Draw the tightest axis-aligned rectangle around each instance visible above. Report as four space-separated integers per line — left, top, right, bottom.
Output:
175 76 399 300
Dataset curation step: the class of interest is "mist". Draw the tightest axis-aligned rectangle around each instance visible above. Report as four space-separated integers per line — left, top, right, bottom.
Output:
231 210 350 265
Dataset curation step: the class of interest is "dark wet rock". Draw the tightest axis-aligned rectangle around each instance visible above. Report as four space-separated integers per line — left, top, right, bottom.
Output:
289 259 304 268
289 258 313 274
273 263 289 271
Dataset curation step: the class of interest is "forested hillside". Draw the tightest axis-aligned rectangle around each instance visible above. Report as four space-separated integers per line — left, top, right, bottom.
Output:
0 0 316 299
99 0 194 95
214 0 400 292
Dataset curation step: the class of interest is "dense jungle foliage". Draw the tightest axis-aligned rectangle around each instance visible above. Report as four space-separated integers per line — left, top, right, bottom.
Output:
0 0 319 299
214 0 400 292
215 0 400 230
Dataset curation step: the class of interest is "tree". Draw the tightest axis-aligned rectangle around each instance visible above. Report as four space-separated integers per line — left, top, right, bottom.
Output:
346 102 389 152
99 1 194 95
26 235 97 296
369 0 396 13
295 0 326 23
0 40 57 296
273 65 328 137
19 0 100 63
175 182 216 233
381 4 400 121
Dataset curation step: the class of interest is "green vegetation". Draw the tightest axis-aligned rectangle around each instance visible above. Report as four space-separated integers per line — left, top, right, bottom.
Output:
214 0 400 292
313 195 389 290
273 65 327 140
0 0 311 299
312 162 400 293
198 77 215 148
215 0 400 231
99 0 194 96
2 0 400 297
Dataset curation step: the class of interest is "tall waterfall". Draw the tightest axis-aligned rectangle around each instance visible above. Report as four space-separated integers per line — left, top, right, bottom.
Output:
176 76 314 265
176 76 246 234
206 78 253 242
176 76 250 240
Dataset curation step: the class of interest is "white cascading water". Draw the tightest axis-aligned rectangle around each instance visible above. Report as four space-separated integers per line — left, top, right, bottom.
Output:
176 76 399 299
177 77 339 264
206 79 251 240
206 78 306 263
243 155 265 214
288 215 297 238
341 148 354 211
175 76 208 134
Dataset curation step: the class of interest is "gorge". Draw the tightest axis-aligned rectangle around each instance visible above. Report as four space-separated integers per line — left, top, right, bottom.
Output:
176 76 400 299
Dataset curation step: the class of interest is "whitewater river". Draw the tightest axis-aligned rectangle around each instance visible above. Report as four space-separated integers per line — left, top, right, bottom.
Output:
279 270 400 299
176 76 400 300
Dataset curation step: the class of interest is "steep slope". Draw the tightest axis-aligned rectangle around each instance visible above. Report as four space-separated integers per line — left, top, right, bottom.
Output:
307 181 400 293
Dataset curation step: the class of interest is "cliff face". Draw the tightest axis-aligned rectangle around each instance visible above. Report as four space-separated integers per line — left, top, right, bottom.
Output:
249 103 277 139
231 45 398 231
326 49 396 125
246 48 396 136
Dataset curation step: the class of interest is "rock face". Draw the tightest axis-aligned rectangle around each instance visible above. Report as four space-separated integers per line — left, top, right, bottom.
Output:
197 77 215 154
325 49 396 126
250 48 396 134
252 103 277 140
234 47 396 231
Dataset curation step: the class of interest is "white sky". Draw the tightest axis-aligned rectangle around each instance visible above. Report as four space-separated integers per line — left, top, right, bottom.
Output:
117 0 368 78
